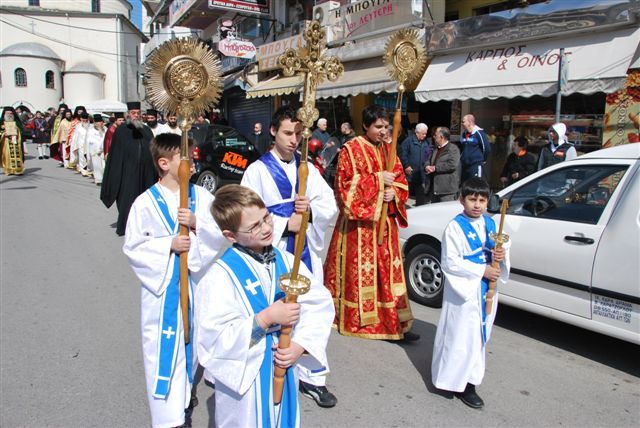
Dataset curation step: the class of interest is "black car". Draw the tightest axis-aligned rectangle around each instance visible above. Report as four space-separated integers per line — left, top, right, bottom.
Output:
190 124 260 194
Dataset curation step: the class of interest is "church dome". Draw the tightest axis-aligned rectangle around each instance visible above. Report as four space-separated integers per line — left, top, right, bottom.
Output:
0 42 61 60
66 62 102 73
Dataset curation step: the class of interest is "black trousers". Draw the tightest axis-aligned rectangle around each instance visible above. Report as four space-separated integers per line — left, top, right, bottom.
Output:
409 177 427 206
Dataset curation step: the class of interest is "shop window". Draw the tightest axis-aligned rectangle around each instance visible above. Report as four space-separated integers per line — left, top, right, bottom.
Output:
91 0 100 13
45 70 55 89
28 0 40 6
445 11 459 22
14 68 27 87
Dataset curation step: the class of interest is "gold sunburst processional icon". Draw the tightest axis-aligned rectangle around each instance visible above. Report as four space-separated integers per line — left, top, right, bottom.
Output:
143 38 222 116
382 28 427 92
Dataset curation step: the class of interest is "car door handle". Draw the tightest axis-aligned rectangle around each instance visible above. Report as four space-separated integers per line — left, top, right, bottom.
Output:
564 235 594 244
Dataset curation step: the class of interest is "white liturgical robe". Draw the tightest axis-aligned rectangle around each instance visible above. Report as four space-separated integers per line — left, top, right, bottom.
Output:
123 183 225 428
241 151 337 284
195 248 334 428
431 214 510 393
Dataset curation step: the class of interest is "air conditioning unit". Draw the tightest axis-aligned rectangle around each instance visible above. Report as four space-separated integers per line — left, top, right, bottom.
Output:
313 1 340 26
313 1 342 42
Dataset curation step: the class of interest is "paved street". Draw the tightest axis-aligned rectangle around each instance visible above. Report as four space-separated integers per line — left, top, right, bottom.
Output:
2 151 639 427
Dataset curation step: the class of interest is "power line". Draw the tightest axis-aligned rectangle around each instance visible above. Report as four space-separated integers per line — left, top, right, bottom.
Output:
1 7 197 36
0 18 139 59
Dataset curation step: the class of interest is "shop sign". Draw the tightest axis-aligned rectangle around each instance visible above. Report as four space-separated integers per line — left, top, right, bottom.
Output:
219 38 257 59
463 44 573 74
256 35 304 71
169 0 198 27
331 0 421 41
208 0 269 15
603 69 640 147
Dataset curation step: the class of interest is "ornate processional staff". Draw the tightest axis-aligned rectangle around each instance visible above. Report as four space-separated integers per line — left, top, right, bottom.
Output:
486 199 509 315
272 20 344 405
144 38 222 344
377 29 428 244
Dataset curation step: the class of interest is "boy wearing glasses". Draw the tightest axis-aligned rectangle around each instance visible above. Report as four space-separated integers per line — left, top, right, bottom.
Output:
196 184 334 427
123 133 226 428
241 106 338 407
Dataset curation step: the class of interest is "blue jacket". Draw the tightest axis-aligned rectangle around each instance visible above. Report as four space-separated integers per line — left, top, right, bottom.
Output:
399 133 432 184
460 127 491 168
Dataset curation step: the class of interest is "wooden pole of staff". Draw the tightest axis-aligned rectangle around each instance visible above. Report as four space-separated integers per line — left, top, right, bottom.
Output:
272 135 310 404
377 90 404 245
485 199 509 316
178 122 192 344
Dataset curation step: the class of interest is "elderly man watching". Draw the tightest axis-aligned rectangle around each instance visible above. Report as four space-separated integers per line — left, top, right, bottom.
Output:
399 123 432 206
311 118 330 147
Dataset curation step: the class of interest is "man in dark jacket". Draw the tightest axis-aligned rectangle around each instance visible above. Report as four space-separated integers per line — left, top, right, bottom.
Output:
460 114 491 182
426 127 460 203
399 123 432 206
500 136 537 186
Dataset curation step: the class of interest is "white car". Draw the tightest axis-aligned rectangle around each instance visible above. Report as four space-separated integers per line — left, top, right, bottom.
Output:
400 144 640 345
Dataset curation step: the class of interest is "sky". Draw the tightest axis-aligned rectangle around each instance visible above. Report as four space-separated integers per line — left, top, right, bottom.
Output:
128 0 143 30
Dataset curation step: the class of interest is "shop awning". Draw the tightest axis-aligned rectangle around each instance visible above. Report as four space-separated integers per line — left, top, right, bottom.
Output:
317 66 396 99
415 26 640 102
246 74 303 99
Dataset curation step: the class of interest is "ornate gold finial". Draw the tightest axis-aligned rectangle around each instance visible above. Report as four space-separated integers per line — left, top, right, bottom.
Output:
383 29 428 91
277 21 344 133
143 38 222 117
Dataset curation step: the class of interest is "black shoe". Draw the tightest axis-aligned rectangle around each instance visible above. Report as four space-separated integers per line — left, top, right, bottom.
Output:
402 331 421 342
44 155 49 159
299 381 337 408
38 156 43 160
455 383 484 409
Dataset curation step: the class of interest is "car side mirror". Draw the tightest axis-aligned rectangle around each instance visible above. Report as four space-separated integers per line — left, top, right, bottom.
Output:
487 194 501 213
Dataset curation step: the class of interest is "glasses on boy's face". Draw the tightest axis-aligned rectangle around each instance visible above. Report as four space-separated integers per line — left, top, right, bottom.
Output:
237 212 273 236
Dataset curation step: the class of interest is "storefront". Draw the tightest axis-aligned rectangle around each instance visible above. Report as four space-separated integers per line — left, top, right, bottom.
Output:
414 10 640 186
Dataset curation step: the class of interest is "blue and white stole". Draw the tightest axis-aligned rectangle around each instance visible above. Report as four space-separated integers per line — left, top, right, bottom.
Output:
147 182 196 399
454 214 496 344
258 151 312 272
217 247 298 428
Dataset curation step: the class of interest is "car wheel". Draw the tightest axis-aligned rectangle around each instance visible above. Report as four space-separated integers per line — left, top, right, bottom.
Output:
405 243 444 308
197 170 218 194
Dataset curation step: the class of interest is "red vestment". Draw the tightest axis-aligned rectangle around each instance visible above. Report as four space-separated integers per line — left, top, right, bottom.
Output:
103 124 117 157
324 136 413 339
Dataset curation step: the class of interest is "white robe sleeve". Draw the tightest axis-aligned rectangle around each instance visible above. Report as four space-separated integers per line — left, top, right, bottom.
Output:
123 196 175 296
441 222 486 302
305 166 338 254
288 253 335 371
241 162 289 242
194 264 265 395
123 192 209 296
189 188 228 276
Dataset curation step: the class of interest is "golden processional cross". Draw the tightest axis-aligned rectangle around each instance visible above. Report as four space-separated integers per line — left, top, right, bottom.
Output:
272 20 344 404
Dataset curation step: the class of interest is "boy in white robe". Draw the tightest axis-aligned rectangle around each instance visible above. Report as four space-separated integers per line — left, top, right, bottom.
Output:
241 106 338 408
195 184 334 428
86 114 106 185
431 177 510 409
123 133 226 428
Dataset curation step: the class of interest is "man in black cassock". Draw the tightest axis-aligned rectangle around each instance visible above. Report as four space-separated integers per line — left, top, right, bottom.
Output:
100 101 157 236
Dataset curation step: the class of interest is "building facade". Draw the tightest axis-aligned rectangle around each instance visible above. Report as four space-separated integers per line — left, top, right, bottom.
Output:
0 0 147 112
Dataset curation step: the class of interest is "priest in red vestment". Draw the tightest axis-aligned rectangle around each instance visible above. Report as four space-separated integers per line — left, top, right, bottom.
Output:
103 112 125 158
324 105 418 341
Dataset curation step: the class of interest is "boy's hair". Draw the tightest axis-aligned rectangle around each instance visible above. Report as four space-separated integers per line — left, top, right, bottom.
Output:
270 106 299 131
460 177 491 198
514 135 528 149
211 184 266 232
362 105 389 128
150 133 192 176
